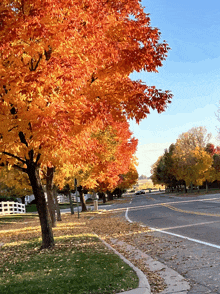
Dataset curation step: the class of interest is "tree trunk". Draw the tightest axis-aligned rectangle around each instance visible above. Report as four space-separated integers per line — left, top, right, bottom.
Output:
102 192 106 203
190 182 193 193
27 163 54 249
107 191 113 201
117 189 122 198
184 183 187 193
21 196 25 204
46 167 56 227
67 185 74 215
206 180 209 193
53 186 62 221
79 187 87 211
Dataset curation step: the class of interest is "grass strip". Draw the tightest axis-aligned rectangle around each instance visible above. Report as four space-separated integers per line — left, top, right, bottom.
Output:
0 235 138 294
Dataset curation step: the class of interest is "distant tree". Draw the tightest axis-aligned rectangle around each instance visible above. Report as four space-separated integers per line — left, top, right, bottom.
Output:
176 127 211 152
205 143 216 155
173 145 213 190
151 144 183 191
139 175 147 180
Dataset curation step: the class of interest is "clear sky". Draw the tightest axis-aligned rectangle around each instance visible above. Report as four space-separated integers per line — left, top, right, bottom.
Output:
130 0 220 177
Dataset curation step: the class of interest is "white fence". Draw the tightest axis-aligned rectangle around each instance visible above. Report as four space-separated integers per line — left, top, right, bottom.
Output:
0 201 26 215
57 193 94 204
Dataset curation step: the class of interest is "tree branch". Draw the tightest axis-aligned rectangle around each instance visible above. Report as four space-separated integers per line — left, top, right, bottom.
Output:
35 152 41 165
13 164 27 173
2 151 26 164
29 53 43 71
19 131 28 147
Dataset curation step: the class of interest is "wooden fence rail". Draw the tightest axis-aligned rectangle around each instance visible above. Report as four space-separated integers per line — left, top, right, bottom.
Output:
0 201 26 215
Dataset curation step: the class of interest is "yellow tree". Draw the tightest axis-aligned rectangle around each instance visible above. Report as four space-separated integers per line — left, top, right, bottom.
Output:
171 127 213 191
173 145 213 188
0 166 32 201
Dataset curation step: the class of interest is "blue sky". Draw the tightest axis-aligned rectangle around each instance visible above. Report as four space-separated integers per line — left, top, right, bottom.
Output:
130 0 220 177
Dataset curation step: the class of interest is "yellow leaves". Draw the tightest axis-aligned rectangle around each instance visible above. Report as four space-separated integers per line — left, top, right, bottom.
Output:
172 143 213 185
7 164 12 171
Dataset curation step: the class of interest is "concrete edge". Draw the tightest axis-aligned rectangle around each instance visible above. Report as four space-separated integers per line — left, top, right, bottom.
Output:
110 238 191 294
94 233 151 294
124 208 190 294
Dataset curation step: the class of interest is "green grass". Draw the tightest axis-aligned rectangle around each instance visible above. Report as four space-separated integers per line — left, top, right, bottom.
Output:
0 235 138 294
0 214 38 224
26 200 115 213
25 203 77 213
25 204 38 212
172 187 220 197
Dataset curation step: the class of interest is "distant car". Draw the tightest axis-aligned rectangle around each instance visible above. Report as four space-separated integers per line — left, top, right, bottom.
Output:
135 190 145 195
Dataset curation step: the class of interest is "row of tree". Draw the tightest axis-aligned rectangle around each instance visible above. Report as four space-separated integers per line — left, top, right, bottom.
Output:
0 1 172 248
151 127 220 192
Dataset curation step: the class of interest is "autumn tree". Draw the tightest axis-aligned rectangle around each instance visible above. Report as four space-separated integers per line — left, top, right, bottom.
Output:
175 127 211 152
84 121 138 202
203 144 220 191
112 162 139 198
54 120 138 205
0 166 32 202
172 128 213 191
173 146 213 189
151 144 183 191
0 0 172 248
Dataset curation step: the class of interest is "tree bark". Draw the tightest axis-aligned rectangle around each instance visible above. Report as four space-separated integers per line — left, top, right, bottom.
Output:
67 184 74 215
102 192 106 203
46 167 56 227
20 196 25 204
107 191 113 201
190 182 193 193
27 163 54 249
53 186 62 221
206 180 209 193
79 186 87 211
184 183 187 193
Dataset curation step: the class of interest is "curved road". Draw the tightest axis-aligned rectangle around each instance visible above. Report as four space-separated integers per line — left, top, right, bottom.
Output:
120 192 220 293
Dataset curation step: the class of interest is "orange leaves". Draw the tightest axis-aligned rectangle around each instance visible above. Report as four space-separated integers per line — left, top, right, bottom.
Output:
0 0 171 185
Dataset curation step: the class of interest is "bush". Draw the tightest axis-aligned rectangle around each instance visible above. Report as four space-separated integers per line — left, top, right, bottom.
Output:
0 197 18 202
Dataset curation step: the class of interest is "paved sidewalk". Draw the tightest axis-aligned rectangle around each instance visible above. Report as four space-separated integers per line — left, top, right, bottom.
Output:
97 233 190 294
110 238 190 294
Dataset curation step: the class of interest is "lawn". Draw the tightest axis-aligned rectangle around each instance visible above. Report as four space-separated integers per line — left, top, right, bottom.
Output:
0 214 138 294
25 198 127 213
25 203 75 213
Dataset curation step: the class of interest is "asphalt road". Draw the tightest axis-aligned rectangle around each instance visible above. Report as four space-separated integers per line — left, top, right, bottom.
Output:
124 192 220 293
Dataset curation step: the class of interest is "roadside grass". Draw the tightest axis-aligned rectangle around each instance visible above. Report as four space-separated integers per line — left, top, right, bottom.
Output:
0 214 38 226
25 196 130 213
25 203 77 213
0 213 138 294
169 188 220 197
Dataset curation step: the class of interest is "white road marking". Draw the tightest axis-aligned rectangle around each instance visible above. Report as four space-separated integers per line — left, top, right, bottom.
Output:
149 227 220 250
125 208 133 223
110 196 220 214
125 208 220 250
155 220 220 230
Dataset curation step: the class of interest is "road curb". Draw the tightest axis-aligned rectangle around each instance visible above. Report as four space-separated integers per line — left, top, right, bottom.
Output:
110 238 190 294
95 234 151 294
124 208 190 293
